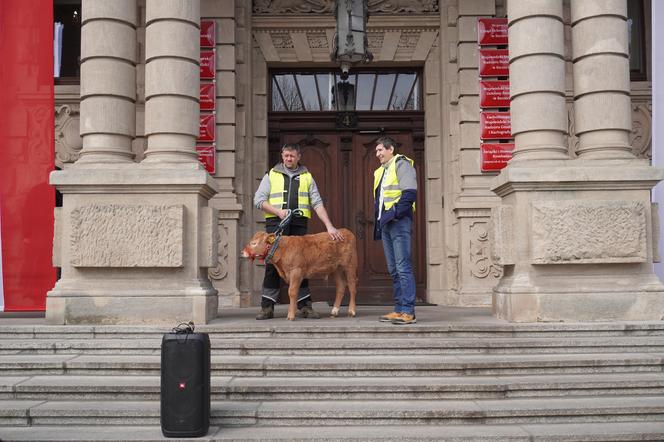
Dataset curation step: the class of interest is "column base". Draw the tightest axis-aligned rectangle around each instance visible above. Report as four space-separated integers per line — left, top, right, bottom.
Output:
493 273 664 322
46 281 218 325
48 167 219 325
490 159 664 322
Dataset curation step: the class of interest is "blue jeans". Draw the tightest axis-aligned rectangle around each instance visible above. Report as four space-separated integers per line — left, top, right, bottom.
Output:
381 216 416 315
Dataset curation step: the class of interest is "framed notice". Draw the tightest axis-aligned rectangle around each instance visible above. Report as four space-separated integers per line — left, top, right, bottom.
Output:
196 145 216 174
478 18 508 46
479 80 510 108
479 49 509 77
200 83 216 111
198 113 215 142
200 20 216 48
480 143 514 172
480 111 511 140
200 50 216 80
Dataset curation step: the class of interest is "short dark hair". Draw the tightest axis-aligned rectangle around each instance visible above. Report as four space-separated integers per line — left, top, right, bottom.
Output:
281 143 301 154
376 136 396 152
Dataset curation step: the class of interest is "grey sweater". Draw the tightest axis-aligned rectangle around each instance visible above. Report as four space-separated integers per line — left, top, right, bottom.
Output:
254 163 324 210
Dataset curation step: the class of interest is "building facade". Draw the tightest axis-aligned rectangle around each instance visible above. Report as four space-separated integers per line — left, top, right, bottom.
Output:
49 0 662 324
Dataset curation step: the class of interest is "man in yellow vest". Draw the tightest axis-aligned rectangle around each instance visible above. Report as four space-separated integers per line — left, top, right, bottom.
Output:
253 143 344 320
373 137 418 325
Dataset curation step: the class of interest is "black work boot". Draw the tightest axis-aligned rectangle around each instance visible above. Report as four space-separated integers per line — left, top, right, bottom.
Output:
299 301 321 319
255 304 274 320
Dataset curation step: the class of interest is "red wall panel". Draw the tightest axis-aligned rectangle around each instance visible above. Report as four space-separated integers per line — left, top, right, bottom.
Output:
0 0 56 311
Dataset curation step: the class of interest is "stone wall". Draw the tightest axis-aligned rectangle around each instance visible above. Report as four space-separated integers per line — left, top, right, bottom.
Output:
52 0 655 309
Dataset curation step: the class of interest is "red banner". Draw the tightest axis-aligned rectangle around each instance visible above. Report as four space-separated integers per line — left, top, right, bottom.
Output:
478 18 508 46
480 80 510 108
480 111 512 139
0 0 56 311
200 20 216 48
196 145 216 174
200 50 216 80
200 83 216 111
480 143 514 172
198 113 216 142
479 49 509 77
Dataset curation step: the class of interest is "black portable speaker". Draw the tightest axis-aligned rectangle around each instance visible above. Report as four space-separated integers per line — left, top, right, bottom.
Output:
160 327 211 438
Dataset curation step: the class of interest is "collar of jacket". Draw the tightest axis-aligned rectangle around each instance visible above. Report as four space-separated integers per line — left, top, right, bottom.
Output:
273 163 309 176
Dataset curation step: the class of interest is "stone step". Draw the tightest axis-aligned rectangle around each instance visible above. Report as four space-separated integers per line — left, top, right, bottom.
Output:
3 336 664 355
2 320 664 339
3 372 664 401
2 396 664 426
2 422 664 441
2 353 662 376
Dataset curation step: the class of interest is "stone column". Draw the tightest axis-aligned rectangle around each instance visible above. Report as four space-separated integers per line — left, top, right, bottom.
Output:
490 0 664 322
508 0 568 161
571 0 633 159
143 0 201 164
77 0 137 164
47 0 219 325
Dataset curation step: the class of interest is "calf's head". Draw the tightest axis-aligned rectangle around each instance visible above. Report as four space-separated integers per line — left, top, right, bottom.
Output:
241 231 277 262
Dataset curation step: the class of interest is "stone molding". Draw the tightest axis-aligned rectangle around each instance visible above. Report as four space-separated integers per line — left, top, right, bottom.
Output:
209 221 230 280
252 0 439 15
55 104 82 168
653 202 661 263
469 220 503 279
490 206 514 266
70 204 184 267
252 14 438 63
491 160 664 197
566 92 652 160
531 200 647 264
200 207 219 268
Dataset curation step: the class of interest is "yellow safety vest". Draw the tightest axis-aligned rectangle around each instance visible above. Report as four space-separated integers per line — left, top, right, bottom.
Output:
266 169 313 218
373 154 416 212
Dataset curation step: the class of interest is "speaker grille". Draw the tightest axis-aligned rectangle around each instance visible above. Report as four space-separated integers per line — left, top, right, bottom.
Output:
161 333 210 437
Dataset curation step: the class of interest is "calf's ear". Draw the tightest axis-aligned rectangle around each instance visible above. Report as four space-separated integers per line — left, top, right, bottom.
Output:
266 234 276 244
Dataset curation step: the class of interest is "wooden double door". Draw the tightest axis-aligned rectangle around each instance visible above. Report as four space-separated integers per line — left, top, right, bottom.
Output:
269 130 426 305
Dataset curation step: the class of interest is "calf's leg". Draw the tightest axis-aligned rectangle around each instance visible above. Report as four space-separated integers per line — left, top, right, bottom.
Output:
330 268 346 318
345 255 358 318
287 271 303 321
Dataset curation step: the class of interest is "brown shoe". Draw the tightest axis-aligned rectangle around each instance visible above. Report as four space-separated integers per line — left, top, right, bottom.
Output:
300 305 321 319
255 305 274 320
379 312 402 322
391 313 417 325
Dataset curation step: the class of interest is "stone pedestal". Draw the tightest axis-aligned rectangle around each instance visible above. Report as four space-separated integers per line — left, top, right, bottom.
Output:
47 168 219 324
491 160 664 321
208 198 243 309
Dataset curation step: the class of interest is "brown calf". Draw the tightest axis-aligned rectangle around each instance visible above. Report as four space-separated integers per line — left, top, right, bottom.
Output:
241 229 358 320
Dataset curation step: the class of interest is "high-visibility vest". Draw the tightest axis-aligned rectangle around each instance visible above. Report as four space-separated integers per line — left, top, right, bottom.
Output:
266 169 313 218
373 154 416 212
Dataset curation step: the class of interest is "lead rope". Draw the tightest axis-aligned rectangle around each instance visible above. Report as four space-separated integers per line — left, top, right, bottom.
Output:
264 209 303 264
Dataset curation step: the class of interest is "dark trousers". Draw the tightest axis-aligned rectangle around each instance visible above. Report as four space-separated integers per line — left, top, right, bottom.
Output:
261 220 310 309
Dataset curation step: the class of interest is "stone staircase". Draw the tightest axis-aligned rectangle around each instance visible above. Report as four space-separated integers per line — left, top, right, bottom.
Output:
1 306 664 441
